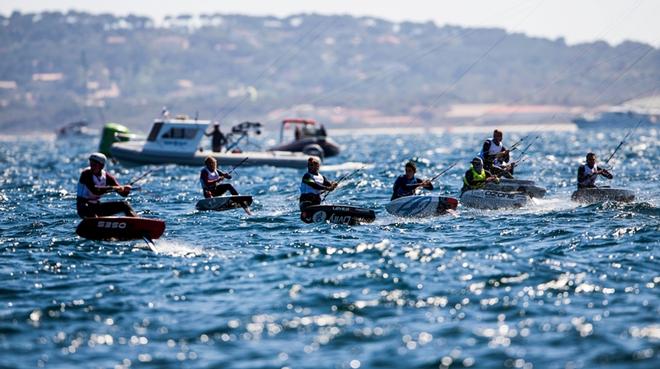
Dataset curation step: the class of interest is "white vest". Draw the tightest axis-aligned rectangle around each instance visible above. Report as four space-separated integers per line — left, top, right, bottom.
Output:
200 168 221 190
300 172 325 195
580 164 598 187
77 168 107 202
487 139 503 156
485 139 506 165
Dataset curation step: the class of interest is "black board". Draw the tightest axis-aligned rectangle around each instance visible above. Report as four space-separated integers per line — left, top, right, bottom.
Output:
301 205 376 225
196 195 253 211
571 188 635 203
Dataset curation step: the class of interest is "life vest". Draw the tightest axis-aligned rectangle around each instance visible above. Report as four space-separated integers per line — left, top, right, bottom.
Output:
578 164 598 187
463 166 486 189
77 168 107 202
480 139 505 165
200 167 221 190
394 175 419 198
300 172 325 195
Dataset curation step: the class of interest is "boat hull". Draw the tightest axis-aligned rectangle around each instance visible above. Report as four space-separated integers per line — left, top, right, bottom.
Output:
460 190 529 210
111 141 314 169
571 188 635 203
385 196 458 218
301 205 376 225
573 113 657 129
76 217 165 241
269 137 341 158
196 195 253 211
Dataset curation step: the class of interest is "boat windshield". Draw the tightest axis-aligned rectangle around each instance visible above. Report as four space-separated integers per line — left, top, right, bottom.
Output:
147 123 163 141
161 127 198 139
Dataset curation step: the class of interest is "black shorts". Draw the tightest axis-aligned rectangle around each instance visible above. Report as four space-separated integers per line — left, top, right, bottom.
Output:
299 193 321 211
205 183 239 198
76 199 134 218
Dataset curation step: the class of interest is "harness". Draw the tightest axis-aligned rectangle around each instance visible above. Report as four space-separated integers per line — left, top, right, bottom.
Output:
300 172 325 195
77 168 107 203
579 164 598 187
200 167 221 190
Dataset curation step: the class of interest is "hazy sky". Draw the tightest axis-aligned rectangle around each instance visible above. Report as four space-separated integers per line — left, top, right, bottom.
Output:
2 0 658 46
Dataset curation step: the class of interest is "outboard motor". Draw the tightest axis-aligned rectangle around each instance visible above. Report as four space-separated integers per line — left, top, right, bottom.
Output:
98 123 131 157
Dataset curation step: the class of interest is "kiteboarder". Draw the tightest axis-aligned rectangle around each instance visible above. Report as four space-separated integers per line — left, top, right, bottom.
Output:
200 156 240 198
205 123 227 152
76 152 137 218
461 157 499 193
299 157 337 210
577 152 613 189
391 161 434 200
480 129 514 178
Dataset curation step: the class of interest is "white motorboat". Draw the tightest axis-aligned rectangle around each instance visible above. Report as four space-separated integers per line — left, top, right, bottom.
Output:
571 188 635 203
460 189 529 210
56 120 99 138
107 115 315 168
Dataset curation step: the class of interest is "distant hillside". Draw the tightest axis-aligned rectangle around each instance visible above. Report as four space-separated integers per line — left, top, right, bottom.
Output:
0 11 658 133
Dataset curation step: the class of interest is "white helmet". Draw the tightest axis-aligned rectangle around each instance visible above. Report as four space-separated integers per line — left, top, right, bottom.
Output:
89 152 107 165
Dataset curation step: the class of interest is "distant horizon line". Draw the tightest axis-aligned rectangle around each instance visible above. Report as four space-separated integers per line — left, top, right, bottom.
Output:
1 9 657 48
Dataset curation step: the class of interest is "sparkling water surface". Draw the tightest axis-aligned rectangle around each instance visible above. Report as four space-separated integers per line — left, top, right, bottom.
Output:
0 129 658 369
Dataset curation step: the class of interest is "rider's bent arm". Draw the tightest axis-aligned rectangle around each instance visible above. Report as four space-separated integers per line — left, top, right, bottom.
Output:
105 174 130 197
302 173 331 191
422 179 434 190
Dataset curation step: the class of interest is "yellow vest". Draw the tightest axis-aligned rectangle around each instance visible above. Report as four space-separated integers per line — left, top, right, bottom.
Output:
463 166 486 188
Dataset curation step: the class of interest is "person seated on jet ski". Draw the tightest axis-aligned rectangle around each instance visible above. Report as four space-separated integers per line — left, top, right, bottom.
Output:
391 161 433 200
76 152 137 218
299 157 337 210
205 123 227 152
200 156 239 198
480 129 515 178
461 157 499 193
577 152 613 189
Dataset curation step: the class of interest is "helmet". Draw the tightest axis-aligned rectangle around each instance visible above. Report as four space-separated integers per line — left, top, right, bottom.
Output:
89 152 107 165
471 157 483 165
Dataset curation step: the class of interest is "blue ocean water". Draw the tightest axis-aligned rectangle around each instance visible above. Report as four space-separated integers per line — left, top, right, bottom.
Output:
0 129 658 369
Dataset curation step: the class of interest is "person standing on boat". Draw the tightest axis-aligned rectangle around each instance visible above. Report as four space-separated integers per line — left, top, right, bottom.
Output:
480 129 514 178
299 157 337 210
205 123 227 152
577 153 613 189
200 156 239 198
461 157 499 193
76 153 137 218
391 161 433 200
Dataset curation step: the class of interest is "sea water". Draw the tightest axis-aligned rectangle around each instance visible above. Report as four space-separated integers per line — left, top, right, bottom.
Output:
0 129 658 369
